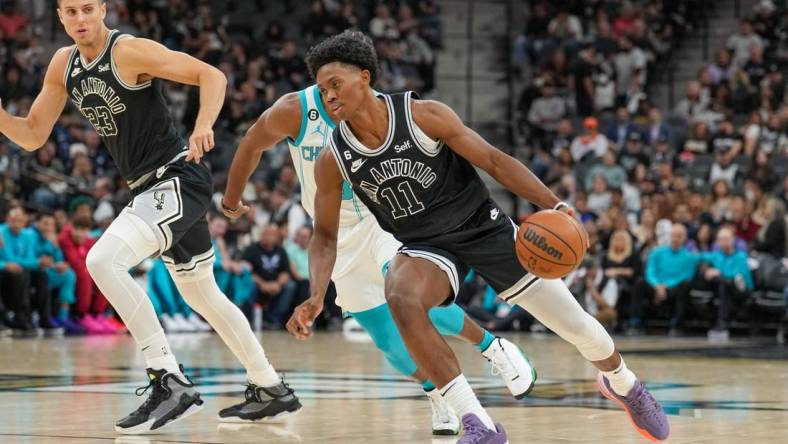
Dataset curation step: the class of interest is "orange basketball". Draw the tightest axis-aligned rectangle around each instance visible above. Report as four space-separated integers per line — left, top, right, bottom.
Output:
516 210 589 279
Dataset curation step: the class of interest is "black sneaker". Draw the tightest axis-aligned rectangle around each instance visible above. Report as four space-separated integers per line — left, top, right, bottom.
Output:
0 321 11 338
217 380 302 423
8 319 37 337
115 366 204 434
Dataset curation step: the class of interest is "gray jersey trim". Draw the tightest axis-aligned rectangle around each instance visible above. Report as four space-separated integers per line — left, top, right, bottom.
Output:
62 46 78 87
338 95 396 157
110 34 153 90
403 91 443 158
79 29 117 70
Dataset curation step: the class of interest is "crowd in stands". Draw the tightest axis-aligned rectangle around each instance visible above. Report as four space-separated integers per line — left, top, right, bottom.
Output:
493 0 787 339
1 1 786 342
0 0 438 337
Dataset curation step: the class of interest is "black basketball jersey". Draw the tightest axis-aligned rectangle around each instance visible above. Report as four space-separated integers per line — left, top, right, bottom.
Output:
64 30 185 181
329 91 489 243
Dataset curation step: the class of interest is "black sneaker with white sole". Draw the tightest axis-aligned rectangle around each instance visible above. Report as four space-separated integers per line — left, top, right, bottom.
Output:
218 380 302 423
115 365 204 434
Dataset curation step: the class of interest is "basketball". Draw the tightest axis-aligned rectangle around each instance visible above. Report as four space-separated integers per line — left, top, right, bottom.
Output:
516 210 589 279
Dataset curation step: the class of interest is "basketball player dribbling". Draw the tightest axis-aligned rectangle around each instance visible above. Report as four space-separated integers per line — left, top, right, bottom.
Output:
291 31 669 443
222 83 536 435
0 0 299 433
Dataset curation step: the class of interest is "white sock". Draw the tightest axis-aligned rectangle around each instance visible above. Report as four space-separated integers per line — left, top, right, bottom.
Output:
439 374 495 431
139 330 181 375
246 350 281 387
172 271 280 387
603 358 637 397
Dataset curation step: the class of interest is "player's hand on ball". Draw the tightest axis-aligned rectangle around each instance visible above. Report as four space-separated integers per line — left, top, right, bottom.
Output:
287 298 324 340
554 202 575 217
187 125 215 163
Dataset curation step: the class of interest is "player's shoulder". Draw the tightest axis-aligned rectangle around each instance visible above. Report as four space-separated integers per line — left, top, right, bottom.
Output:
409 97 454 120
272 91 303 117
112 35 164 60
50 45 75 67
408 98 459 133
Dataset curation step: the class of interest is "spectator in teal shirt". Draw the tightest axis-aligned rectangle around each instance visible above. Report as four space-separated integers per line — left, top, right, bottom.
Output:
630 224 697 334
25 213 77 328
285 225 312 306
0 207 58 331
678 227 753 336
0 237 29 333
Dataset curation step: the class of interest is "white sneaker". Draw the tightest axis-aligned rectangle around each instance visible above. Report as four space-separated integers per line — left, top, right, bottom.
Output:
481 337 537 399
425 389 460 436
161 314 181 333
173 313 198 332
187 313 212 332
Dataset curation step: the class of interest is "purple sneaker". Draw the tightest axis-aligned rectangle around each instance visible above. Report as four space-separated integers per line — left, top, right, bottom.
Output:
457 414 508 444
597 373 670 441
60 317 85 335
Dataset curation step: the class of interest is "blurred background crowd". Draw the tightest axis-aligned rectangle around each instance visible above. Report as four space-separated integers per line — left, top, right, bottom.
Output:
0 0 785 342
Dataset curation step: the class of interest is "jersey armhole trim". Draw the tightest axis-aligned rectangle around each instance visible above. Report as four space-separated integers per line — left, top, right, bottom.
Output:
404 91 441 158
289 89 309 146
328 135 352 183
110 34 153 91
313 86 336 130
62 46 78 87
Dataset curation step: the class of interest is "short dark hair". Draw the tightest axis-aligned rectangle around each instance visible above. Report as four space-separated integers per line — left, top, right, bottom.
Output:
306 30 379 86
57 0 106 6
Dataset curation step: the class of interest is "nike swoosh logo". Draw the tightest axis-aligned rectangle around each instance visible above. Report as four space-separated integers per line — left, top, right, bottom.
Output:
141 346 150 351
350 160 367 173
440 381 458 397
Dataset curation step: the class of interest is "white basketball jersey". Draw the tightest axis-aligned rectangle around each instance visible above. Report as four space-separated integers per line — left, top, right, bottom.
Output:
288 85 369 227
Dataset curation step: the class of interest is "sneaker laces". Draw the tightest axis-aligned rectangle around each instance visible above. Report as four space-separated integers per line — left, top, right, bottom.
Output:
243 384 259 403
624 384 663 422
245 378 295 404
489 353 518 381
461 417 491 439
134 377 170 414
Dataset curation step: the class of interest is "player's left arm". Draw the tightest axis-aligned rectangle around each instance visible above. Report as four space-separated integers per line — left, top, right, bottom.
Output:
411 99 565 211
113 37 227 163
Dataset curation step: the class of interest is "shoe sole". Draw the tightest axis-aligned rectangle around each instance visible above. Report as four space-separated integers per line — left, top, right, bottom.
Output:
432 426 460 436
596 373 665 442
115 400 204 434
217 405 302 424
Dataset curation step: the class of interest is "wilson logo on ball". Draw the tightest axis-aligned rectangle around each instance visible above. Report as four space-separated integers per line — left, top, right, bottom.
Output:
523 228 564 260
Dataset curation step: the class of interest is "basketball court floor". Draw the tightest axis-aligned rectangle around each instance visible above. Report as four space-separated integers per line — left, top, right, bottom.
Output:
1 331 787 443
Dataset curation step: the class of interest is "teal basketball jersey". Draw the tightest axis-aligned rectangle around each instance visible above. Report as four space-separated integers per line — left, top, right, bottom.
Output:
287 85 368 226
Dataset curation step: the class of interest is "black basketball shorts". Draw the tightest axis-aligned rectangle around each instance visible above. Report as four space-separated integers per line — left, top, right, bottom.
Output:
122 159 214 272
398 199 542 306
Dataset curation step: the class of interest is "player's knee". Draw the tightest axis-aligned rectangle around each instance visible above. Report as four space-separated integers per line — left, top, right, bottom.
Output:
385 288 420 316
85 242 109 277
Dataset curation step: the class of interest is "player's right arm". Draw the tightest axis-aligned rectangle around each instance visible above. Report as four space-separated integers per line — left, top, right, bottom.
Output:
221 92 302 218
286 148 343 340
0 48 71 151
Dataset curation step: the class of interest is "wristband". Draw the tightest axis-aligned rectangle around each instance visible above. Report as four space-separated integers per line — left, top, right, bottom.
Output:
553 201 569 211
221 199 240 213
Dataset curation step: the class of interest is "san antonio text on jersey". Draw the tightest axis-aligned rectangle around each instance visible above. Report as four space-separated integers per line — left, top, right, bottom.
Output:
64 30 185 181
329 91 489 243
